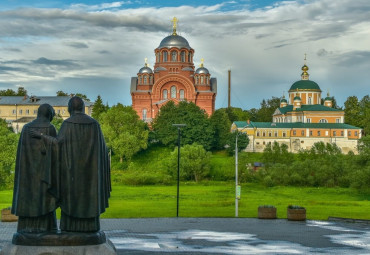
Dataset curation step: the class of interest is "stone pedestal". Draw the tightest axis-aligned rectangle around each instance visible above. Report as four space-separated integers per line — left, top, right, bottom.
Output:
0 231 117 255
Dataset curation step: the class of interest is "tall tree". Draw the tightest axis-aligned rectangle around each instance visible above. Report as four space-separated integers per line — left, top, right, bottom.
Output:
210 109 231 150
152 101 214 150
0 87 27 96
256 97 281 122
100 104 148 162
359 95 370 135
16 87 27 96
92 95 108 121
344 96 361 127
225 130 249 155
56 90 69 96
56 91 90 101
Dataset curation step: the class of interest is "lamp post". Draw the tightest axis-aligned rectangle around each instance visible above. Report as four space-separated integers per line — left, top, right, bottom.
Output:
172 124 186 217
234 126 248 217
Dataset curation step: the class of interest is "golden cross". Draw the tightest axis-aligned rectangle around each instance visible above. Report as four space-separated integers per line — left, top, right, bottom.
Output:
200 58 204 67
172 17 178 29
304 53 307 64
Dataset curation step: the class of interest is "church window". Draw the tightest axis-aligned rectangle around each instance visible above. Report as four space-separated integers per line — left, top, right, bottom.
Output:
188 52 192 62
139 76 142 84
163 89 168 99
274 131 278 137
156 53 159 62
143 75 147 84
301 130 304 136
341 131 344 136
171 51 177 61
142 109 147 121
317 131 321 136
257 131 260 137
181 51 185 62
179 89 185 99
163 51 168 62
333 131 337 136
195 76 198 84
355 131 358 136
262 132 266 137
268 132 272 137
26 109 30 115
293 130 296 135
171 86 176 98
201 76 204 84
336 118 340 123
12 109 16 115
149 76 153 84
33 109 37 114
206 77 209 84
307 118 311 123
308 97 312 104
19 109 23 115
282 132 286 137
348 131 351 136
319 119 328 123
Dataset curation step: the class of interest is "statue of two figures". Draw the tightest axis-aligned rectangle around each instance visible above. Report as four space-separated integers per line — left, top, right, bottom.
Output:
11 97 112 247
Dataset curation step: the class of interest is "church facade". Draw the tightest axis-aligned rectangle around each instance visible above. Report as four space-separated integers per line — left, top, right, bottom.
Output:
130 18 217 121
232 61 362 154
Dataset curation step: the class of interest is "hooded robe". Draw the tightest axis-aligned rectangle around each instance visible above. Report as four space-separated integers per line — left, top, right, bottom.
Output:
58 112 111 220
12 117 59 230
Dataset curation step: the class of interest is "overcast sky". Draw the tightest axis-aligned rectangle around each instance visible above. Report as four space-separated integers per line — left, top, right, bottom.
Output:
0 0 369 109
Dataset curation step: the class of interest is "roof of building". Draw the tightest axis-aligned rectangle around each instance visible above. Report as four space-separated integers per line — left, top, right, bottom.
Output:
0 96 93 107
138 66 153 74
233 121 361 130
276 104 342 114
195 66 209 74
289 80 321 91
158 34 191 49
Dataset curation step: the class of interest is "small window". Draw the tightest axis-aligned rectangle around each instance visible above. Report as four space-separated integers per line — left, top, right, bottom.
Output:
283 132 286 137
163 51 168 62
156 53 159 62
256 142 260 145
139 76 142 84
274 132 278 137
163 89 168 99
142 109 147 121
348 131 351 136
12 109 16 115
149 76 153 84
206 77 209 85
308 97 312 104
333 131 337 136
19 109 23 115
57 110 61 114
355 131 358 136
181 51 185 62
319 119 328 123
171 86 176 98
341 131 344 136
179 89 185 99
293 130 296 135
263 132 266 137
310 131 313 136
257 131 260 137
188 52 192 62
63 109 66 114
336 118 340 123
26 109 30 115
33 110 37 114
171 51 177 61
269 132 272 137
263 141 265 145
318 131 321 136
307 118 311 123
201 76 204 84
301 130 304 136
143 76 147 84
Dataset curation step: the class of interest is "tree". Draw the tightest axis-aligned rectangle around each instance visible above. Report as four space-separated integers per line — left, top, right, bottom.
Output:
100 104 148 163
225 130 249 155
344 96 361 127
56 90 69 96
210 109 231 150
152 101 214 150
167 143 211 182
224 107 251 123
56 91 90 101
0 118 18 189
256 97 281 122
51 114 63 132
359 95 370 135
92 95 108 121
0 86 27 96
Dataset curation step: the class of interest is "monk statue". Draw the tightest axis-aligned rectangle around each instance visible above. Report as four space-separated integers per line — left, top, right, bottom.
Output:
12 104 58 233
57 96 111 232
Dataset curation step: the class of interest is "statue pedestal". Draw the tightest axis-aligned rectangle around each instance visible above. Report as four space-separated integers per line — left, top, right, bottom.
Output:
1 231 117 255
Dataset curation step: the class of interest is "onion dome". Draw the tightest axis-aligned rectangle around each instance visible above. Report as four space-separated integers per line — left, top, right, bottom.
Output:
294 95 301 101
280 98 288 103
325 92 332 101
158 17 191 49
195 58 209 74
289 55 321 92
138 58 152 73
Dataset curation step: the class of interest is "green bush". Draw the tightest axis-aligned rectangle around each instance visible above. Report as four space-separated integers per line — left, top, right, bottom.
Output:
111 170 172 185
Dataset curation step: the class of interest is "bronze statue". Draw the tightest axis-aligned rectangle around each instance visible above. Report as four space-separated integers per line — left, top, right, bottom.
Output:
57 96 111 232
12 104 58 233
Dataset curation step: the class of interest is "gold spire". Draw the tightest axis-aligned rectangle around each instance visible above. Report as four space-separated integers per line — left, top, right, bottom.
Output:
200 58 204 67
144 57 148 67
301 53 309 80
171 17 178 35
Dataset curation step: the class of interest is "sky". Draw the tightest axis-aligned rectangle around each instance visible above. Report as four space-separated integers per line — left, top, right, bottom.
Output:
0 0 369 109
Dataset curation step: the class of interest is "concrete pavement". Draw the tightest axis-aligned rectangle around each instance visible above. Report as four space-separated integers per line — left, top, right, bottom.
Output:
1 218 370 254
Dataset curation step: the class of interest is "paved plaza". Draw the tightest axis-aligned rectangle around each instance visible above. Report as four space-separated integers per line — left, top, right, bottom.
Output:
1 218 370 254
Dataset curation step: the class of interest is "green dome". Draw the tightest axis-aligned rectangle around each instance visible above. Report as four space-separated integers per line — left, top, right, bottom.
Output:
289 80 321 91
281 98 287 103
294 96 301 101
325 96 332 101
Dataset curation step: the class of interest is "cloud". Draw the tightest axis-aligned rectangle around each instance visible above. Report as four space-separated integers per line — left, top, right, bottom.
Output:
0 0 369 109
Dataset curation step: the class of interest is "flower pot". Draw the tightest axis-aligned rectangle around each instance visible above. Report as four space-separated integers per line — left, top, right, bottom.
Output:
287 208 306 221
1 208 18 222
258 207 277 219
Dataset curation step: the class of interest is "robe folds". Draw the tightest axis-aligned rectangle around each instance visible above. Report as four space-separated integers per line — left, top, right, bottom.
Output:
12 120 58 217
58 113 111 219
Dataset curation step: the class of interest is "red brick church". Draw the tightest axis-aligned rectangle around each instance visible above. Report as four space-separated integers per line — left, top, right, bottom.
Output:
130 18 217 121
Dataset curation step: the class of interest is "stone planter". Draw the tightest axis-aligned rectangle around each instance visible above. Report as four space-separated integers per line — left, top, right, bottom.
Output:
258 206 277 219
287 207 306 221
1 208 18 222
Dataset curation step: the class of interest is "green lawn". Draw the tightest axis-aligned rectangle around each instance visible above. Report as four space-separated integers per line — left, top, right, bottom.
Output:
2 182 369 220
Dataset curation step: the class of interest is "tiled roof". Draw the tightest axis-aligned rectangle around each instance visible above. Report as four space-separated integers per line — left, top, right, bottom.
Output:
233 121 361 130
277 104 342 114
0 96 93 106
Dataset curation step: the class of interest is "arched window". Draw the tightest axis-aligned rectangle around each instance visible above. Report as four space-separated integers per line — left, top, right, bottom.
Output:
143 75 147 84
149 76 153 84
206 77 209 84
163 51 168 62
200 76 204 84
308 97 312 104
171 51 177 61
195 76 198 84
179 89 185 99
181 51 185 62
188 52 192 62
139 76 142 84
156 53 159 62
257 131 260 137
319 119 328 123
163 89 168 99
142 109 147 121
171 86 176 98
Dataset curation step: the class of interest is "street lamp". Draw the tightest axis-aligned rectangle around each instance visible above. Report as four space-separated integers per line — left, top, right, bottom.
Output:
234 126 248 217
172 124 186 217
